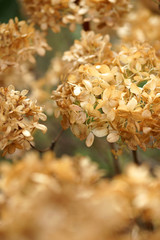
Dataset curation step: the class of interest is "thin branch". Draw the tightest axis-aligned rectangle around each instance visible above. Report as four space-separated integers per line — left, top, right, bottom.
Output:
151 0 160 5
132 150 141 165
30 129 64 153
82 21 90 31
109 143 121 175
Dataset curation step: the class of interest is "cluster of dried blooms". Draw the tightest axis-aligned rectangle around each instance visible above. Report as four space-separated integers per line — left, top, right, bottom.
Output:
1 152 160 240
0 85 47 156
63 30 114 72
117 5 160 57
2 1 160 240
30 30 114 115
53 40 160 150
21 0 131 32
0 17 49 73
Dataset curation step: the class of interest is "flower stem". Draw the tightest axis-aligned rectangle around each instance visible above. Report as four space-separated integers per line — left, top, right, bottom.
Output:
82 21 90 31
109 143 121 175
31 129 64 153
132 150 141 165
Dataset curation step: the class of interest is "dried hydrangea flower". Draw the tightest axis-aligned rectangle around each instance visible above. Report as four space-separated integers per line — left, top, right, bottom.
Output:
63 30 114 72
85 0 132 31
53 42 160 151
117 6 160 57
21 0 131 33
0 17 49 73
0 85 47 156
21 0 88 32
1 154 160 239
39 28 114 114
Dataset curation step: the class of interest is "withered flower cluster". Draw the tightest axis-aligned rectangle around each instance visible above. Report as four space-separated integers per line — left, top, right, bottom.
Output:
117 6 160 57
53 40 160 150
0 85 47 156
0 17 49 73
21 0 131 32
63 30 114 71
1 153 160 240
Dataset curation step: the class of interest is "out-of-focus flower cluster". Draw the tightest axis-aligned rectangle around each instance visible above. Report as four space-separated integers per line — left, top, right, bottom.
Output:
21 0 131 33
53 39 160 150
0 85 47 156
0 63 35 89
1 152 160 240
0 17 49 73
28 56 64 115
117 6 160 57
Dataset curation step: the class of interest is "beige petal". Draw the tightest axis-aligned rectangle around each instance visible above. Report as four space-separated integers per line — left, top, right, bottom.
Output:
101 72 114 82
21 89 29 96
74 86 81 96
102 87 111 100
22 130 31 137
92 87 103 96
102 105 110 114
71 124 80 137
107 110 115 122
70 104 82 112
127 98 137 111
142 110 151 118
107 132 119 143
92 128 108 137
39 113 47 121
34 123 47 133
143 127 151 134
96 64 110 73
144 79 156 91
130 83 142 95
88 66 100 77
136 62 141 71
86 132 94 147
82 80 92 92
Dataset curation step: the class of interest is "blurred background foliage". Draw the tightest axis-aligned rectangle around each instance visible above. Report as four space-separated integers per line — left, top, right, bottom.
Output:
0 0 160 175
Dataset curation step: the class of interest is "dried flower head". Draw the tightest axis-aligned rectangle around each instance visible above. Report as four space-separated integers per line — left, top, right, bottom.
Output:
0 85 47 156
0 17 49 73
63 30 114 72
21 0 87 32
85 0 132 31
117 6 160 57
1 155 160 239
21 0 131 33
53 42 160 150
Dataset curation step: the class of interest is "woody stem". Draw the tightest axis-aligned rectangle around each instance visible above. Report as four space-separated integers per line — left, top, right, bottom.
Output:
31 129 64 153
82 21 90 31
109 143 121 175
132 150 141 165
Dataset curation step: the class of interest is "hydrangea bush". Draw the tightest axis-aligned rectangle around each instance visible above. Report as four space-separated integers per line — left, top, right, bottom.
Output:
1 0 160 239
